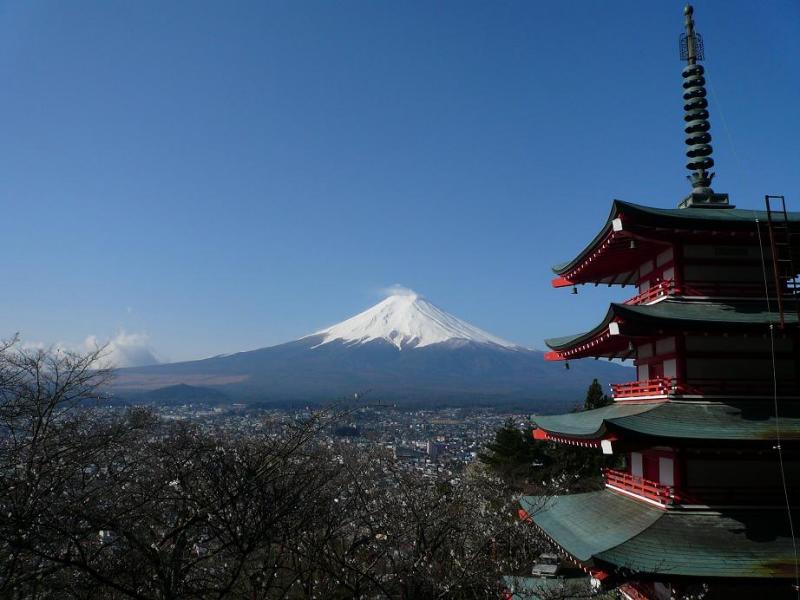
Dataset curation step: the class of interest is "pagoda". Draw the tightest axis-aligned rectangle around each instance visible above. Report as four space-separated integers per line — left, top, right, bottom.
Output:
518 6 800 599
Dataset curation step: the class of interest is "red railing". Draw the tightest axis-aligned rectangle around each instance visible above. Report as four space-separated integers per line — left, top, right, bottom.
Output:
624 279 797 304
624 280 675 305
611 377 798 399
610 377 675 399
603 468 674 507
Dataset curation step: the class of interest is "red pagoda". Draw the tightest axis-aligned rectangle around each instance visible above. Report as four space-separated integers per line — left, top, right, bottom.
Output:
519 6 800 599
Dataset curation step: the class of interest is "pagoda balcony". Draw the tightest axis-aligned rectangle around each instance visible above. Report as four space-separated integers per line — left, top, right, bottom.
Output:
623 280 789 305
604 468 794 507
611 377 799 400
602 468 675 508
624 279 676 305
611 377 675 400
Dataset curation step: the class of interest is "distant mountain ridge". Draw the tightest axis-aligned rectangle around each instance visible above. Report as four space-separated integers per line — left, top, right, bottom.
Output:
114 292 630 410
128 384 230 406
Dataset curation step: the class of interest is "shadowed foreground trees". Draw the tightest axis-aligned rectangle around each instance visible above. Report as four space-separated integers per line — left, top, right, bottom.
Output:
0 340 547 599
479 378 618 494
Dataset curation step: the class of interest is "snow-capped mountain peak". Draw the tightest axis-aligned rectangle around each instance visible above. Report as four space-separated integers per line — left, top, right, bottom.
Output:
309 290 520 350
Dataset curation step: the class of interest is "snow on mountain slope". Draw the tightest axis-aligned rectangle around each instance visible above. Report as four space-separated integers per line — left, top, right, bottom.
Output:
309 290 521 350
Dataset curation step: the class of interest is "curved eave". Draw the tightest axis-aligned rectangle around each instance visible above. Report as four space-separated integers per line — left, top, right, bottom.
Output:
551 230 668 288
550 200 668 284
550 208 616 277
532 403 657 441
544 306 625 360
614 298 799 330
545 299 797 360
596 507 800 579
551 200 800 286
532 401 800 442
614 401 800 441
519 491 662 564
551 201 645 287
612 200 800 230
521 490 800 579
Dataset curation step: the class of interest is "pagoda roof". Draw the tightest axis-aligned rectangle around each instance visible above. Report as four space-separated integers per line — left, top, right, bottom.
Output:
545 298 796 359
532 400 800 442
610 200 800 229
521 490 798 579
551 200 800 286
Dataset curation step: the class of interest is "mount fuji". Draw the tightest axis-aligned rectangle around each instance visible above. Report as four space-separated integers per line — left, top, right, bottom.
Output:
309 292 520 351
114 291 629 409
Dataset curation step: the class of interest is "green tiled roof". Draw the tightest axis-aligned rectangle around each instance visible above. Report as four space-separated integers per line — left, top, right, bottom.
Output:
553 200 800 275
615 200 800 227
544 298 796 351
616 298 797 326
597 509 798 579
532 403 656 438
520 492 662 562
543 302 617 350
522 490 800 579
533 401 800 441
613 401 800 441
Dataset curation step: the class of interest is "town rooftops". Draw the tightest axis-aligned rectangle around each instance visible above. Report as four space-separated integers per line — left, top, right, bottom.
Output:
520 490 799 579
531 400 800 442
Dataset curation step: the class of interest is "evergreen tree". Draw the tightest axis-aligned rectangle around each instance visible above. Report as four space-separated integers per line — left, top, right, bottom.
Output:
583 378 612 410
479 418 548 487
481 381 619 494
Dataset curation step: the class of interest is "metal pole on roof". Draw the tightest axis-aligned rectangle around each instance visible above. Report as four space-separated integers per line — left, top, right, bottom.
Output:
678 5 730 208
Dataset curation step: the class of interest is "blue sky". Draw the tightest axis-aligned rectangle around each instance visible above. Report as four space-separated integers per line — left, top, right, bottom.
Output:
2 0 798 364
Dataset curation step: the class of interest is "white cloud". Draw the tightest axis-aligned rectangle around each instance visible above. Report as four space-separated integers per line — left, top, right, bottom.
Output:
378 284 420 299
20 340 46 351
14 331 160 369
82 331 160 368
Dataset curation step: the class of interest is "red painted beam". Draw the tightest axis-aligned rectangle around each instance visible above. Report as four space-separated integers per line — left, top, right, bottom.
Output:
551 276 575 288
532 428 548 440
532 428 618 446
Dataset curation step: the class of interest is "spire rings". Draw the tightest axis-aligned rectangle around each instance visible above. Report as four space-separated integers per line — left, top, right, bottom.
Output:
681 60 713 172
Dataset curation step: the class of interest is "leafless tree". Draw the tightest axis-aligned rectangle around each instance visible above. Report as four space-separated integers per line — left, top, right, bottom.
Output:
0 340 559 599
0 336 114 595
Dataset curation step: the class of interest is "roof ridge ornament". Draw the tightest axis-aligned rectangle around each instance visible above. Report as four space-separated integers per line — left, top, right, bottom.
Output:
677 5 732 209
